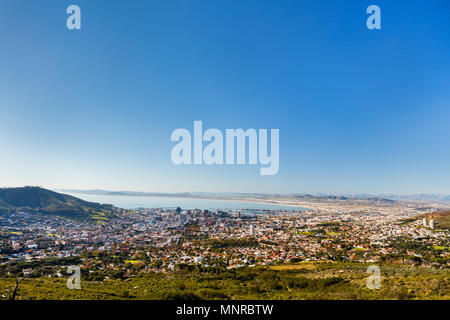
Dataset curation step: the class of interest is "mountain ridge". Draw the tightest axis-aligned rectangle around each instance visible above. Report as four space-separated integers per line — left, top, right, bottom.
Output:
0 186 117 222
57 189 398 203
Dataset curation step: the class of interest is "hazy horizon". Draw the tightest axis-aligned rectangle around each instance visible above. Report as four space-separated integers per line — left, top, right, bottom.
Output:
3 185 450 199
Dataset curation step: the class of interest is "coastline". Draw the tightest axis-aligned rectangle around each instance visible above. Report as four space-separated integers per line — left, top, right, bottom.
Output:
66 192 311 211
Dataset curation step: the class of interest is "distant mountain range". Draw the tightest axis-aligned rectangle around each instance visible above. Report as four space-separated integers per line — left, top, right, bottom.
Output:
57 189 450 203
374 194 450 202
57 189 395 203
0 187 117 222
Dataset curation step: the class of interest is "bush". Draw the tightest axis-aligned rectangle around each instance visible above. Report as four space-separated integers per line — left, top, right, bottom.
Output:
163 291 202 300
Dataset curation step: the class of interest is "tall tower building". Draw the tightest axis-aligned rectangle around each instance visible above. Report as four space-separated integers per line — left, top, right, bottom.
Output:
249 224 256 236
430 219 435 230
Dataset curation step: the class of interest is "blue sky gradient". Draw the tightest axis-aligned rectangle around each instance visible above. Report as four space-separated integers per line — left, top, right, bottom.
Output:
0 0 449 194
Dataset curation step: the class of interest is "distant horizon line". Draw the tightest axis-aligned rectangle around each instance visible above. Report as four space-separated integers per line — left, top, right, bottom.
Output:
2 186 450 200
54 187 450 199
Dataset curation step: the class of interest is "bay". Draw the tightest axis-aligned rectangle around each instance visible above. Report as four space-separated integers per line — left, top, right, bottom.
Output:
67 193 307 211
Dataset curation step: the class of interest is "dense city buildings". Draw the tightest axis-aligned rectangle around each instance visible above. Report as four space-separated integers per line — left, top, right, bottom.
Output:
1 198 449 280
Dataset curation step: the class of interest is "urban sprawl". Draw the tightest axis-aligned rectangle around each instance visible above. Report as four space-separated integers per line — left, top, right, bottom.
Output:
0 200 449 279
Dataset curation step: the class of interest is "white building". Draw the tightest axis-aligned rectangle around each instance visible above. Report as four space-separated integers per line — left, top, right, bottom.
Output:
249 224 256 236
194 256 204 263
423 218 428 227
430 220 435 230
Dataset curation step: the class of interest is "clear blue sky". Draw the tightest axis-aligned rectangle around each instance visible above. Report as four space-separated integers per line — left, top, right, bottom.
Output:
0 0 449 194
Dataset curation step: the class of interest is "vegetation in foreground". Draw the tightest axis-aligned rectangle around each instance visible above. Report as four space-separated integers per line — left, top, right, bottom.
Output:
0 262 448 300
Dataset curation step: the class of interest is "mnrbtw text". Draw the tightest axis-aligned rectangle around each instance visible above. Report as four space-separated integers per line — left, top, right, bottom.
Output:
171 121 279 175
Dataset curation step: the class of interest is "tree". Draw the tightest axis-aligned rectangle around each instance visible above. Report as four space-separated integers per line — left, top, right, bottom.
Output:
6 268 41 300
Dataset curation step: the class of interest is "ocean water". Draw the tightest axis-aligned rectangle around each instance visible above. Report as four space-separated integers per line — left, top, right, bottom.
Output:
67 193 306 211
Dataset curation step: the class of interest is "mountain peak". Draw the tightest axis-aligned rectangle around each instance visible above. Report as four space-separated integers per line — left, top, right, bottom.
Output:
0 186 118 222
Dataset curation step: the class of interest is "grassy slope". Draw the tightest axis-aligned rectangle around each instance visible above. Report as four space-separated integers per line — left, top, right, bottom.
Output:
0 263 448 300
417 211 450 230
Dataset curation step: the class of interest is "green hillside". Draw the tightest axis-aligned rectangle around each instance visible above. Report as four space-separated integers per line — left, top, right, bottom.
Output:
0 187 117 222
417 211 450 230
